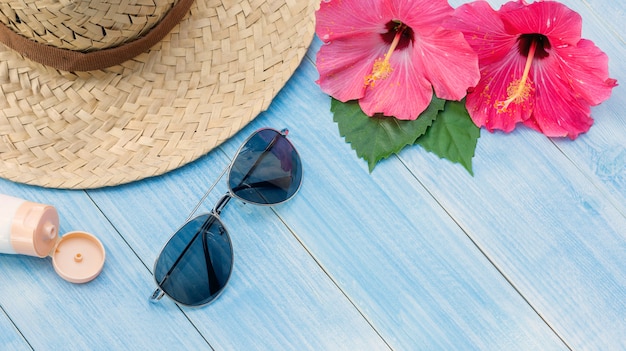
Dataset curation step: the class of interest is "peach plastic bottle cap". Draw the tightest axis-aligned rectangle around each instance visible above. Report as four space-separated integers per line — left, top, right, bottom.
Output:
51 231 106 283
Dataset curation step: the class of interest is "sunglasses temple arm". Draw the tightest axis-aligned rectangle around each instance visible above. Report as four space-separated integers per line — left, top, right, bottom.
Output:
150 288 165 302
186 164 230 222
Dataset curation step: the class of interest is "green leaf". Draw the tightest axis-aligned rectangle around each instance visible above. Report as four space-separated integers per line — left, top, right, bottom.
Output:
416 99 480 175
331 96 445 171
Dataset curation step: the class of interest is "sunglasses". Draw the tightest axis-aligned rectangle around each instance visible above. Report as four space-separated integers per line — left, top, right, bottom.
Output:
150 128 302 307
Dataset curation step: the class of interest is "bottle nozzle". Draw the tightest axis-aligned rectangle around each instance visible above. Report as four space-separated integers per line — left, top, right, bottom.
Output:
43 222 58 240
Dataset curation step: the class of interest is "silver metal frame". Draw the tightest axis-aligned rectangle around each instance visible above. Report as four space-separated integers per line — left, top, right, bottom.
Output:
150 127 302 307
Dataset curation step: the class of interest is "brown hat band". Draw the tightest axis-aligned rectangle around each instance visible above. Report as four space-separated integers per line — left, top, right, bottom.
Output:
0 0 193 72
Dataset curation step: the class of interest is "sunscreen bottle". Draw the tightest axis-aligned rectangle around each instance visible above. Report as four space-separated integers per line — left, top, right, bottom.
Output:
0 194 105 283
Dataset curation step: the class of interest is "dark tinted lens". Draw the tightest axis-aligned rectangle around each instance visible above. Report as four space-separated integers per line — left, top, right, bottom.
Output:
229 129 302 204
154 214 233 306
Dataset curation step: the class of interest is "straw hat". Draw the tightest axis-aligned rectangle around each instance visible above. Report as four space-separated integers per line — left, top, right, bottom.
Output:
0 0 315 189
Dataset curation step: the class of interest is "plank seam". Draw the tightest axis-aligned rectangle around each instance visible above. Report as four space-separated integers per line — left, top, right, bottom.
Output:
0 303 35 351
550 140 626 220
83 190 216 349
396 155 575 351
271 208 395 351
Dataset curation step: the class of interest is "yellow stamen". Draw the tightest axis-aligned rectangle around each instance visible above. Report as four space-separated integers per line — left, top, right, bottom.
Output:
365 25 406 87
495 40 537 113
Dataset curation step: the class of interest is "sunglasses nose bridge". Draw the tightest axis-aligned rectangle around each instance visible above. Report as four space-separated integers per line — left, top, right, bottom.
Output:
212 193 233 216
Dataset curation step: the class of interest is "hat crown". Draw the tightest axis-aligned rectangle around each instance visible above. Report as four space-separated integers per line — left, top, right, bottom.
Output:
0 0 176 51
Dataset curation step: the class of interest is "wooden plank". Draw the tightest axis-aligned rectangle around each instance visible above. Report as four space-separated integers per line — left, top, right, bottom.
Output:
217 57 569 349
547 0 626 216
394 1 626 342
397 2 626 348
1 1 621 350
86 150 390 349
0 180 212 349
0 308 30 351
577 0 625 41
401 130 626 350
310 1 626 349
403 131 626 349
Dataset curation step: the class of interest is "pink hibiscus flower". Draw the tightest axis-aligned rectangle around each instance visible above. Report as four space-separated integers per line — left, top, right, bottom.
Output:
445 0 617 139
315 0 480 120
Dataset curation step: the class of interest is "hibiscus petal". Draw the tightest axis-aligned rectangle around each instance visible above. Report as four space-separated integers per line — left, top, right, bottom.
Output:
316 33 389 102
444 1 516 66
316 0 388 42
524 60 593 139
359 50 433 120
524 55 593 139
449 0 614 139
501 1 582 46
556 39 618 106
465 45 530 132
388 0 454 36
416 28 480 101
498 0 527 13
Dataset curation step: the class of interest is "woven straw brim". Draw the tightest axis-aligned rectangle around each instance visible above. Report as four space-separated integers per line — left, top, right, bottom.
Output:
0 0 315 189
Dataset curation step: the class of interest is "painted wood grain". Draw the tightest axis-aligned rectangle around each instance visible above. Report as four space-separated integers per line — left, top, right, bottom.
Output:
399 2 626 348
0 181 213 350
401 129 626 350
1 0 624 350
221 60 568 349
0 308 30 351
577 0 625 41
547 0 626 217
86 149 390 349
305 0 625 348
393 1 626 344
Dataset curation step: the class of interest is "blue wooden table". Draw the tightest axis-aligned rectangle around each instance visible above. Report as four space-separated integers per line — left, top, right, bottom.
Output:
1 0 624 349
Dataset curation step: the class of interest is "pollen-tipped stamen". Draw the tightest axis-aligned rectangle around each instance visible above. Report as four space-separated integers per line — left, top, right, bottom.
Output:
495 40 537 112
365 24 407 87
